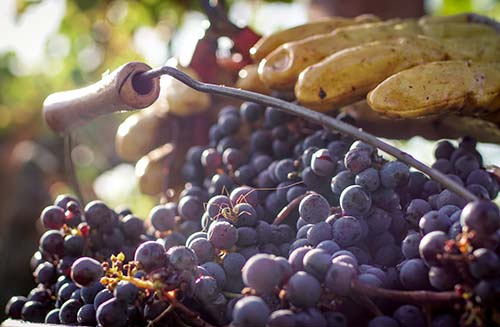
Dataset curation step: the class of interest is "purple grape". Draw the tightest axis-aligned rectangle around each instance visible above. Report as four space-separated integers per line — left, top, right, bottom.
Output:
333 253 358 270
366 207 392 234
306 221 333 246
77 304 96 325
240 102 263 122
324 311 347 327
45 309 60 324
432 159 452 174
380 161 410 189
405 199 431 225
331 170 355 194
303 249 331 281
178 195 204 221
267 309 295 327
236 227 257 247
59 299 82 324
149 205 176 232
285 271 321 308
344 148 372 174
294 308 327 327
120 215 145 239
54 194 80 210
222 252 246 277
201 261 226 289
189 237 215 264
201 148 222 170
374 244 402 267
206 195 232 219
289 246 311 272
274 159 296 183
93 289 113 310
218 113 240 135
96 298 127 327
399 258 431 290
208 220 238 250
428 266 460 291
274 256 293 285
242 254 281 292
460 200 500 235
134 241 167 272
358 273 383 287
231 186 259 207
466 169 498 199
235 164 256 185
419 210 451 234
431 314 459 327
232 296 270 327
340 185 372 217
346 246 372 265
434 140 455 159
311 148 336 176
80 282 103 304
467 184 490 199
469 248 500 279
21 301 47 323
84 200 115 231
167 246 198 271
355 167 380 192
369 316 399 327
453 154 479 180
401 232 422 259
298 193 330 223
332 216 362 247
407 171 428 197
112 281 138 304
419 231 448 267
40 205 65 230
393 304 426 327
316 240 341 254
5 296 27 319
436 189 467 209
325 262 356 296
251 154 273 173
70 257 103 287
39 230 65 258
438 204 461 217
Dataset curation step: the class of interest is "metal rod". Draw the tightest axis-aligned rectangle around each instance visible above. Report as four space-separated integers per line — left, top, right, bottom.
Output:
135 66 478 202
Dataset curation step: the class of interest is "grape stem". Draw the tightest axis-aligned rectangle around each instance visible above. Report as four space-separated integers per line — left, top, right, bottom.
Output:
148 304 173 327
272 192 309 225
136 67 478 202
350 279 461 304
164 291 216 327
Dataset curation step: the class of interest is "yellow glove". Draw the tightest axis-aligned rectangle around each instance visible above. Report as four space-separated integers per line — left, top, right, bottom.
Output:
251 13 500 142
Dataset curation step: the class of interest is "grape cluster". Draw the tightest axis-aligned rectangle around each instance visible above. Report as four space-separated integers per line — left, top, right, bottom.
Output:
4 100 500 326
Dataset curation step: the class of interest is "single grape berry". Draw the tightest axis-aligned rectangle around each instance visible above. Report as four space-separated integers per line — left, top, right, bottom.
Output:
298 193 330 223
40 205 66 230
340 185 372 217
71 257 104 288
134 241 167 273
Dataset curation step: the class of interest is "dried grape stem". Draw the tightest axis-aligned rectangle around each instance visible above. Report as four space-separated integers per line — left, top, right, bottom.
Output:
164 291 216 327
351 279 461 304
272 192 309 225
136 67 478 202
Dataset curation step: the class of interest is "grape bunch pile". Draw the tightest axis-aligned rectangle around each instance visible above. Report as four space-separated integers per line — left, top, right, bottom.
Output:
4 99 500 327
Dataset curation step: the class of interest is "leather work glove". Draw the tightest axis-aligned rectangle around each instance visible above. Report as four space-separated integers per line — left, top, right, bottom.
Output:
246 13 500 143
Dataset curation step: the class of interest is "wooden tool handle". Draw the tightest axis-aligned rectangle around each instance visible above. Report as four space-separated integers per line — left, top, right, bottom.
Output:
43 62 160 134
